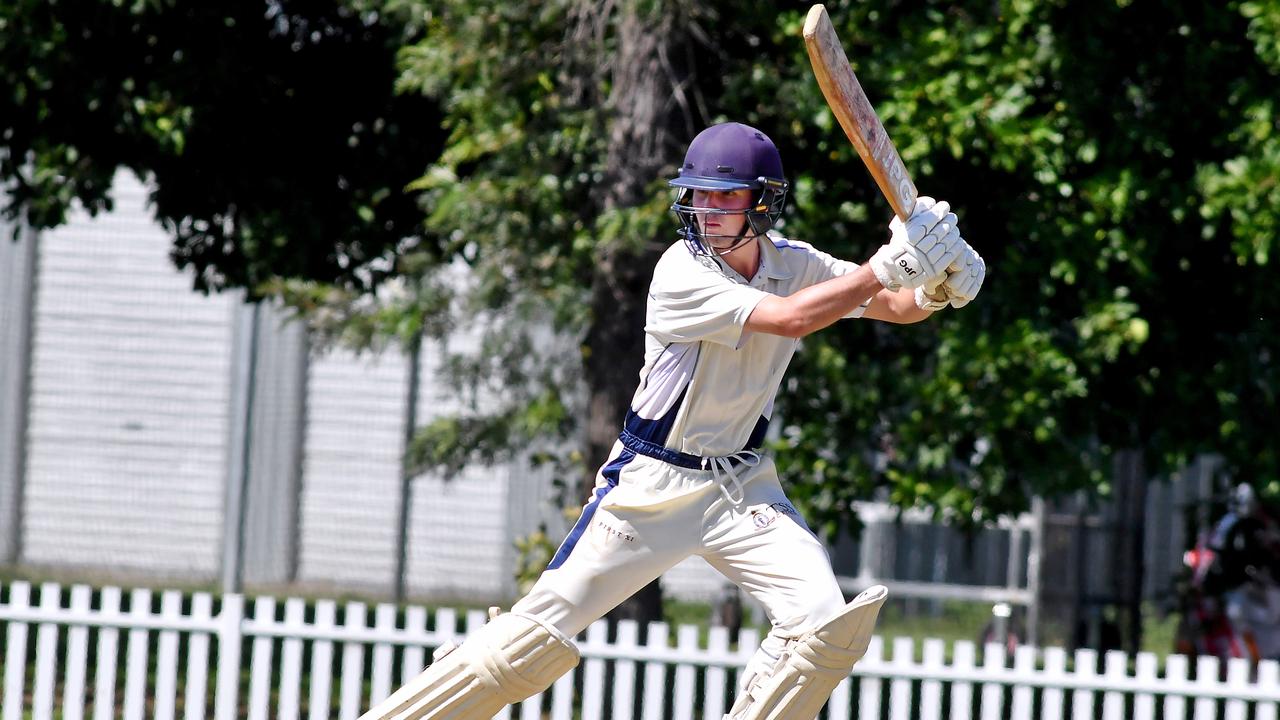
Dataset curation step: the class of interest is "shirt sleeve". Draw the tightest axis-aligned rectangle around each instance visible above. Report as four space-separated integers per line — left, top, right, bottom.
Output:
645 262 770 348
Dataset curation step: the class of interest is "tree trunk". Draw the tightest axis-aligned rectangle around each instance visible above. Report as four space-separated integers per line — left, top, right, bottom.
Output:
578 0 703 626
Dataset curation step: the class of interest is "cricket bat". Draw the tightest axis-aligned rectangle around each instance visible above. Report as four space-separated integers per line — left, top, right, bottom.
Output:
802 4 917 221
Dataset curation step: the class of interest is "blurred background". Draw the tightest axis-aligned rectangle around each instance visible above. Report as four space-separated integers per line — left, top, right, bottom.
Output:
2 0 1279 663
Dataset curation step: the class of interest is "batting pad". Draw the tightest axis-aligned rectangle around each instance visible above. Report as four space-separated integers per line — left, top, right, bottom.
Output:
726 584 888 720
359 611 580 720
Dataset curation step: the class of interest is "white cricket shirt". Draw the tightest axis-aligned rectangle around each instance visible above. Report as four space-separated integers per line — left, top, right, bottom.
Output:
624 231 869 458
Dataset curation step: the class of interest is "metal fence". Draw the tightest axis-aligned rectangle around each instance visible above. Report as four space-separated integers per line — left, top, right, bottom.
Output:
0 173 565 604
3 580 1278 720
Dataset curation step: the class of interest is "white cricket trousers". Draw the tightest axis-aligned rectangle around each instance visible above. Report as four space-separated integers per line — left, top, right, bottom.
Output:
511 441 847 682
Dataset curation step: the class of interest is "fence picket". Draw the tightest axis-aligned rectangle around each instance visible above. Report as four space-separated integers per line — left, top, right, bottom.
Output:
2 582 30 720
6 579 1280 720
519 687 544 720
308 600 338 720
729 628 760 716
1040 646 1067 720
154 590 184 720
64 585 93 720
582 621 608 720
860 636 884 720
94 586 123 720
371 603 399 706
185 592 214 720
1071 648 1097 720
890 637 915 720
1224 658 1250 720
1101 650 1127 720
1257 660 1279 720
278 598 307 720
919 639 945 720
979 643 1006 720
1010 645 1036 719
611 620 640 720
1133 652 1157 720
402 606 428 684
123 588 153 720
214 594 244 720
248 596 277 720
33 583 62 720
1163 653 1189 720
1194 655 1219 720
828 676 853 720
948 641 975 720
673 624 699 720
641 622 670 720
339 601 369 720
550 652 576 720
704 626 730 720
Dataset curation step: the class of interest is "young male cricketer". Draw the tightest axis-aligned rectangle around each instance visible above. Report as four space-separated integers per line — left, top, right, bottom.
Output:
362 122 986 720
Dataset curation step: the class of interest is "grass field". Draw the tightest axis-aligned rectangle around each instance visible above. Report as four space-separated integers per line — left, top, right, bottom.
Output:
663 596 1183 660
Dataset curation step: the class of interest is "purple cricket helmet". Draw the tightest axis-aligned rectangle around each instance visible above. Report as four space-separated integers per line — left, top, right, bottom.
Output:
669 122 790 256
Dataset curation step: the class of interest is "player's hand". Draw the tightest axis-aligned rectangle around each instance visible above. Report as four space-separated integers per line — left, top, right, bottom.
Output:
940 240 985 309
868 197 962 291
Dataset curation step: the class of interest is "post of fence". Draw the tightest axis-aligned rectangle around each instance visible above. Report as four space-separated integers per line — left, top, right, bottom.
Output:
0 227 38 565
214 594 245 720
1027 497 1044 646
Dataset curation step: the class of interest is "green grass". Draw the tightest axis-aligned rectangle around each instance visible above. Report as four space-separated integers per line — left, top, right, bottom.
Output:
664 595 1185 660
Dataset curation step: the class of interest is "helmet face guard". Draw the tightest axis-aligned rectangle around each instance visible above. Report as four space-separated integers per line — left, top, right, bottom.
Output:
668 123 790 257
670 178 789 256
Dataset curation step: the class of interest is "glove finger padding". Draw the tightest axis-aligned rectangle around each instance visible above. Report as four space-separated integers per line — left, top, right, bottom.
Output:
942 244 985 309
869 241 946 290
873 199 965 291
889 199 951 246
926 222 962 268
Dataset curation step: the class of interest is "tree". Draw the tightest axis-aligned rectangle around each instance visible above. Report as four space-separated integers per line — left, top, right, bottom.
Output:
0 0 442 293
7 0 1280 623
386 0 1280 536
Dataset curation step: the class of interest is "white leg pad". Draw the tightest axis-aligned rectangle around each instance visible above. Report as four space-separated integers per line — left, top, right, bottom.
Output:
726 585 888 720
359 611 580 720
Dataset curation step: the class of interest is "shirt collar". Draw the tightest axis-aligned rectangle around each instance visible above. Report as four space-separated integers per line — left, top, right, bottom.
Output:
757 232 795 280
707 233 796 282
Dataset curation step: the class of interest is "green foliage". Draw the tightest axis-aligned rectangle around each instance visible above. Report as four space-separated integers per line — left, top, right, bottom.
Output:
0 0 442 293
513 528 558 596
8 0 1280 536
754 0 1280 530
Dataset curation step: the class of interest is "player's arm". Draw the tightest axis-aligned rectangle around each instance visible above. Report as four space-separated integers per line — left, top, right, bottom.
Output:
863 287 934 324
745 263 884 338
747 199 964 337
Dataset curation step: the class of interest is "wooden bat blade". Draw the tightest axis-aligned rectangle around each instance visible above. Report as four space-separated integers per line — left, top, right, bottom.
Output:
803 4 917 220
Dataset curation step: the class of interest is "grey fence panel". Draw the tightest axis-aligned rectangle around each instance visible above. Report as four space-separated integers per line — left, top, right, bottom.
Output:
22 176 234 577
0 224 37 563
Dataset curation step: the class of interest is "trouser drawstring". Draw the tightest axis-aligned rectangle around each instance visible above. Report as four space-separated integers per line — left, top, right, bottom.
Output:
702 450 761 505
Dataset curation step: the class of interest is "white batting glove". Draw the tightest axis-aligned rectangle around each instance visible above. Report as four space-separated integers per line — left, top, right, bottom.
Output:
940 241 985 309
915 284 951 311
868 198 962 291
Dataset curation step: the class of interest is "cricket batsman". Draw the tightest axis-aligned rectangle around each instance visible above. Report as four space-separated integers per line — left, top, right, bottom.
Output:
361 121 985 720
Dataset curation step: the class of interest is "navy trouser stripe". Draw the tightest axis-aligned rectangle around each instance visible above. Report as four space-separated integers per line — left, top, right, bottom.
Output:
747 415 770 449
546 450 635 570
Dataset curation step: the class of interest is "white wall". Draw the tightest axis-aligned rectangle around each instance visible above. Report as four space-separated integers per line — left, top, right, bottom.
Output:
21 173 235 576
2 170 721 604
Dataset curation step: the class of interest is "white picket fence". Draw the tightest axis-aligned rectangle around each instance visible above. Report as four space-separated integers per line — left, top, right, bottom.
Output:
2 581 1279 720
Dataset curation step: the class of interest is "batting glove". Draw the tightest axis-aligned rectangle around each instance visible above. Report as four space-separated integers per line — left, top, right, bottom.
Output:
868 198 962 291
915 284 951 311
940 241 985 309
